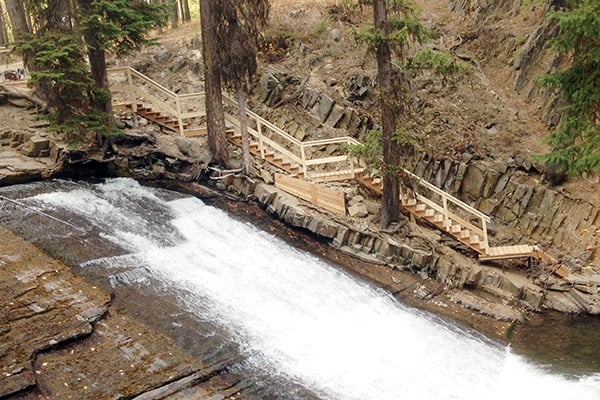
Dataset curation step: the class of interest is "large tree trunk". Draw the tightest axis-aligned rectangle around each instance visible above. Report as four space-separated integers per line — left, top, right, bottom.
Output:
200 0 229 166
236 82 250 176
374 0 400 228
171 0 179 28
79 0 112 116
4 0 29 38
182 0 191 22
0 2 9 45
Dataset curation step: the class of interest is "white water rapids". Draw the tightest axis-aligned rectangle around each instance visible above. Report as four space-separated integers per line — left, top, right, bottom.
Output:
25 178 600 400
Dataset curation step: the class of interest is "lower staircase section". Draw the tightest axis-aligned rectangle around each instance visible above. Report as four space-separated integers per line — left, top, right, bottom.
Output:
115 103 206 137
357 172 555 263
134 103 187 133
225 130 305 178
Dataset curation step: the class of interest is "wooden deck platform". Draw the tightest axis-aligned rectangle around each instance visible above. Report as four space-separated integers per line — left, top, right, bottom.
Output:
479 245 537 261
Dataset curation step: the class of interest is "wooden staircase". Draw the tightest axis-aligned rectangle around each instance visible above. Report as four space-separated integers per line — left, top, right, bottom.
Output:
357 171 555 263
108 67 207 137
225 130 305 178
130 103 188 133
358 173 488 254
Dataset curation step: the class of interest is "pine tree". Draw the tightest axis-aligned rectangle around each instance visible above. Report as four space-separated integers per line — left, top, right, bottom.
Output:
538 0 600 177
16 0 168 142
79 0 169 113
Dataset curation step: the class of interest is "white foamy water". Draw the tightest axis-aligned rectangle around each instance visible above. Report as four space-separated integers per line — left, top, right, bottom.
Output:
29 179 600 400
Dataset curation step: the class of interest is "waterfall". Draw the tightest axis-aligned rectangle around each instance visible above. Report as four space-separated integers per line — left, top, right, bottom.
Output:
16 178 600 399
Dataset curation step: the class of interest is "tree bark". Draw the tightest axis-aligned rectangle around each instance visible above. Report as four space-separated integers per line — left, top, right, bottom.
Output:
182 0 191 22
200 0 229 166
0 2 9 45
78 0 113 117
374 0 400 228
171 0 179 28
4 0 29 38
236 82 250 176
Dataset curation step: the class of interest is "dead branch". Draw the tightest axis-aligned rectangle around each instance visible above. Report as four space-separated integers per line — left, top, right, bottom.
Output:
208 166 256 184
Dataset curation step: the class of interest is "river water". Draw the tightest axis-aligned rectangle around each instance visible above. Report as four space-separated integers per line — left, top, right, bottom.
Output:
1 178 599 399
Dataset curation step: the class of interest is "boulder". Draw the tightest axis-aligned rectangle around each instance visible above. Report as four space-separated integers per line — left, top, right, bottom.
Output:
312 94 335 122
19 136 49 157
348 202 368 218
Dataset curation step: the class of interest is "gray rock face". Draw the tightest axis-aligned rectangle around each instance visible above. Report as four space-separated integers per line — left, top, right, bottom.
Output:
0 228 110 398
312 94 335 123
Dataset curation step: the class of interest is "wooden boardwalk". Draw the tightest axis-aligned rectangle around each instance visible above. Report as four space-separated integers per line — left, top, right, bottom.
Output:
108 66 555 264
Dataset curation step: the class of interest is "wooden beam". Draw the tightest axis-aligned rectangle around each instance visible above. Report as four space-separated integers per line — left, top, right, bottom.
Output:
275 173 346 215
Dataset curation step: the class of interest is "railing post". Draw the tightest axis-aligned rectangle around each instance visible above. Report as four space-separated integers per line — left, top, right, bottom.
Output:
443 195 450 229
257 119 265 158
481 216 489 254
127 67 136 113
126 68 139 128
176 97 184 136
301 145 308 178
347 139 355 178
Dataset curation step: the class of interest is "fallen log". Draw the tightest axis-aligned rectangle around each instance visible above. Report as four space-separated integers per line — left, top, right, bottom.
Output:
0 84 47 112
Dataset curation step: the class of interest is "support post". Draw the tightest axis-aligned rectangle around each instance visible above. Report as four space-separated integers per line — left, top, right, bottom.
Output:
176 97 184 136
257 119 265 158
481 216 489 254
301 145 308 178
442 195 450 230
127 68 138 128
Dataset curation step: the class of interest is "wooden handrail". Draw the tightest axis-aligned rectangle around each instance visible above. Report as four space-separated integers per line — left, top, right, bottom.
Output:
402 168 491 223
302 136 361 147
127 67 178 99
401 168 489 251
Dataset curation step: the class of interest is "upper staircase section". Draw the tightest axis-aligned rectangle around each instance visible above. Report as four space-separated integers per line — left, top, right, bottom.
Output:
108 67 206 137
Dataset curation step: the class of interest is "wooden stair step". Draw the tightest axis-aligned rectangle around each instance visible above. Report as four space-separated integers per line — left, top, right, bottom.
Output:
433 214 444 223
450 225 462 234
424 209 435 219
415 204 426 213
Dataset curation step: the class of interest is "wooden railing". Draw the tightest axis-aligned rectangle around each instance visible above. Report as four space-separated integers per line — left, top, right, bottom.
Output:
222 92 362 181
108 66 205 136
401 169 491 252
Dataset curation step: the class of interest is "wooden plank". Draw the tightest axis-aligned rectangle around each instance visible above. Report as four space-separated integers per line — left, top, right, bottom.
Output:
275 173 345 215
183 128 207 137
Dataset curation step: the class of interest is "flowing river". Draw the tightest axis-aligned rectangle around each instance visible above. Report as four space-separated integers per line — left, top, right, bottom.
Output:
1 178 599 399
